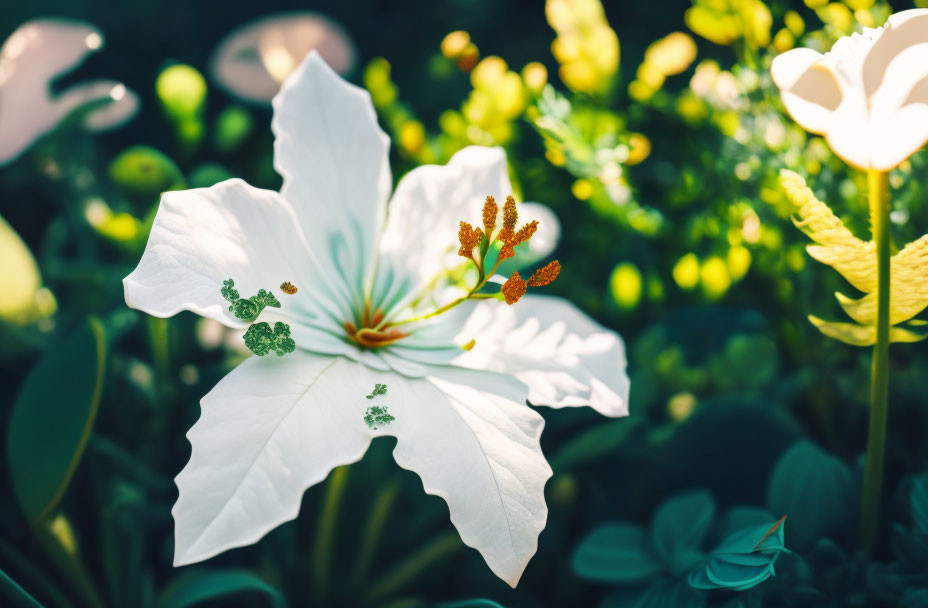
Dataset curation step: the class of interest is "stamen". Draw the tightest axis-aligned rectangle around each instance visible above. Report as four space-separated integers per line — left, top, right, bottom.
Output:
458 221 483 260
482 196 498 236
528 260 561 286
513 220 538 245
502 272 528 305
280 281 298 295
461 338 476 351
502 195 518 231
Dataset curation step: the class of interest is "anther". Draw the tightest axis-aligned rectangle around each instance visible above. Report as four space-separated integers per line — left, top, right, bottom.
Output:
528 260 560 286
280 281 298 295
502 272 528 305
458 221 483 260
482 196 498 236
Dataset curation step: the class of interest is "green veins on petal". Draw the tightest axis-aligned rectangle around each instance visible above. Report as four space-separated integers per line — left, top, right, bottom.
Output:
364 405 395 430
222 279 294 357
244 322 296 357
222 278 281 322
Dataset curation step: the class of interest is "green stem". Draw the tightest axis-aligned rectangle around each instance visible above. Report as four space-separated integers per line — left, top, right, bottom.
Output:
312 466 350 604
861 169 891 550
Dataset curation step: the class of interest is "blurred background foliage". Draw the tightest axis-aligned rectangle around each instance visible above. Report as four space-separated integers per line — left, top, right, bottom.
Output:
5 0 928 606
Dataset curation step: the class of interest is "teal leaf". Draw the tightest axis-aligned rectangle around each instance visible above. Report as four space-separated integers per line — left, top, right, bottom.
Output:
910 472 928 536
156 569 285 608
652 490 715 573
0 567 44 608
572 523 665 584
6 318 106 524
766 440 855 549
689 518 788 592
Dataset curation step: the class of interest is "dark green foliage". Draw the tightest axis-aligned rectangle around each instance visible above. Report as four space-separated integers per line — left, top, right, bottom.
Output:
6 318 106 524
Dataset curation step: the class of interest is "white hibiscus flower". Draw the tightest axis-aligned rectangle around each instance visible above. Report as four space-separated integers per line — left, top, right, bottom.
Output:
124 52 629 587
771 9 928 170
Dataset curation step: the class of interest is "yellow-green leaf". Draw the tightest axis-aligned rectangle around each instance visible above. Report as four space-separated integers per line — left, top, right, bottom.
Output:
781 171 875 293
809 316 928 346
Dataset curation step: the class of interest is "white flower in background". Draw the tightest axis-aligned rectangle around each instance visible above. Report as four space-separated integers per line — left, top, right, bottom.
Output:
771 9 928 170
124 52 629 586
0 19 139 166
211 12 355 104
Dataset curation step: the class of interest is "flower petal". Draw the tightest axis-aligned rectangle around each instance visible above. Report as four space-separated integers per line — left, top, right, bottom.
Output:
124 179 337 327
173 352 374 566
378 146 512 295
388 365 551 586
862 10 928 100
455 296 629 417
771 48 838 135
272 51 391 296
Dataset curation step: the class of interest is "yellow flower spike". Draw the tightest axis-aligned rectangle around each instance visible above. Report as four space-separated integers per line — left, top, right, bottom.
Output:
399 121 425 155
522 62 548 93
700 256 732 299
784 10 805 36
643 32 698 77
545 0 619 95
673 253 701 290
441 31 471 60
780 170 928 345
773 29 795 53
626 134 652 166
610 262 642 310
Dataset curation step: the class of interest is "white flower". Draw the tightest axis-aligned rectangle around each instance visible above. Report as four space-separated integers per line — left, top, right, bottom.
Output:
0 19 138 166
771 9 928 170
210 12 355 104
124 52 629 587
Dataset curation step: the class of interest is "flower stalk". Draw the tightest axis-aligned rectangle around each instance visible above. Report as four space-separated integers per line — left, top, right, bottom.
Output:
861 170 891 550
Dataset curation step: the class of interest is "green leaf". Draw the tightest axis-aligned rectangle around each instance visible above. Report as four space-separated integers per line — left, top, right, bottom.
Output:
651 490 715 573
6 318 107 524
156 569 285 608
436 601 505 608
766 439 854 550
572 523 665 583
0 567 44 608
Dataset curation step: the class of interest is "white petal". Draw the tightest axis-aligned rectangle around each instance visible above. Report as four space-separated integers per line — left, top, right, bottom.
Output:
272 51 391 295
389 365 551 586
124 178 335 327
871 104 928 171
509 202 561 267
862 10 928 100
455 296 629 417
378 146 511 294
173 352 375 565
771 49 838 135
822 96 873 171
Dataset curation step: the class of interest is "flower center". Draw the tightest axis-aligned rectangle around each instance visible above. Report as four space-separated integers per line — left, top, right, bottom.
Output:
339 195 560 351
342 303 409 348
